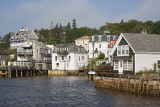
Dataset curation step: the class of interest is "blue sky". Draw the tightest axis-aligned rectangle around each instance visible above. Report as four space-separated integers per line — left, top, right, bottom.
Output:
0 0 160 37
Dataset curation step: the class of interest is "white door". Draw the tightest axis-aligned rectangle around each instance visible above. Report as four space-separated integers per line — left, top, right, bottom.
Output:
118 60 123 74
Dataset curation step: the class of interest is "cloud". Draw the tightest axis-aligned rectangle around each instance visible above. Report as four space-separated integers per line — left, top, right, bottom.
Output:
114 0 160 22
0 0 107 36
1 0 160 36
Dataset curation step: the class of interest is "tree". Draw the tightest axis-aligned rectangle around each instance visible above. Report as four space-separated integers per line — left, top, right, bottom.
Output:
98 53 105 59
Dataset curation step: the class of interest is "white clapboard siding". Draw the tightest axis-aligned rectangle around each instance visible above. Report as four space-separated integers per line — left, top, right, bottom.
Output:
135 53 160 73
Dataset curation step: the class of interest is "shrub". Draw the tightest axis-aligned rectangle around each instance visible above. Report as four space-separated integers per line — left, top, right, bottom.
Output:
98 53 105 59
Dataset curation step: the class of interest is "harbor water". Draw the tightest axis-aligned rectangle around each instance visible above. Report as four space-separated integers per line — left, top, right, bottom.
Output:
0 76 160 107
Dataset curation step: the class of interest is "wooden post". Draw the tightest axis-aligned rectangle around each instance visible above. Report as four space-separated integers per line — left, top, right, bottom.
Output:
142 73 145 94
127 74 130 91
118 75 121 91
21 71 23 77
147 80 149 95
16 67 18 77
138 78 141 94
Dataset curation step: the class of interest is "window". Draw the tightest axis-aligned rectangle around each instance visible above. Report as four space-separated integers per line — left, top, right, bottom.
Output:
99 44 101 48
82 56 84 60
99 36 102 41
83 40 84 43
111 42 114 47
123 60 127 70
114 60 119 70
55 56 57 61
79 56 80 61
157 60 160 68
122 46 125 55
69 56 71 61
128 60 133 70
117 45 129 56
62 56 64 60
117 46 121 55
77 41 79 44
126 46 129 55
113 36 116 40
67 63 69 67
92 36 95 41
107 36 110 41
56 63 59 67
77 63 78 67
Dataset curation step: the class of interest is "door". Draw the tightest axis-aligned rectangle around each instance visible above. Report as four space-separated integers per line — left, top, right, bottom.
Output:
118 60 123 74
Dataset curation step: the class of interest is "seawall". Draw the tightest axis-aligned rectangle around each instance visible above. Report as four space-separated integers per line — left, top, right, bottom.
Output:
95 76 160 96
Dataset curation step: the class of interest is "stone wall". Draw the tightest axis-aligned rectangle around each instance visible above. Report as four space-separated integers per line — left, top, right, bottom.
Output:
95 76 160 96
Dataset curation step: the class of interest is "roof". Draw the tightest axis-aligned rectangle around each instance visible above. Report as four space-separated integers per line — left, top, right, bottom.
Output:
11 30 38 40
123 33 160 52
108 39 118 48
89 34 119 42
57 43 73 48
53 43 87 53
75 36 90 40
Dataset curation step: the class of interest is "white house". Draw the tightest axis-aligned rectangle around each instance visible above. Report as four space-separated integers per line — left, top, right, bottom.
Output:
89 29 119 59
10 27 38 49
112 33 160 74
52 43 88 71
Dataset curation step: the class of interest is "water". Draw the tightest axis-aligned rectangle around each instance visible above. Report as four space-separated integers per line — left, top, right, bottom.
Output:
0 76 160 107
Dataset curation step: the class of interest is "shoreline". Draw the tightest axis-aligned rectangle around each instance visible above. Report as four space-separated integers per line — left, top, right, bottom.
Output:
94 76 160 97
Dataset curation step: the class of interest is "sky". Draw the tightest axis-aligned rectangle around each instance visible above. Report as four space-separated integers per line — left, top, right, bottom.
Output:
0 0 160 37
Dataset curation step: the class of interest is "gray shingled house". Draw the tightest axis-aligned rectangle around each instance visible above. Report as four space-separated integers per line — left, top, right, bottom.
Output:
10 27 38 49
111 33 160 74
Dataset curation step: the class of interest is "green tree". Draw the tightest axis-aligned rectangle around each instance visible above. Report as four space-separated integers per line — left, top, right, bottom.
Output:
98 53 105 59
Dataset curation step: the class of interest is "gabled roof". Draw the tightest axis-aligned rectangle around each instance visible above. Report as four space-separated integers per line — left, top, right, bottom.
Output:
75 36 90 40
123 33 160 53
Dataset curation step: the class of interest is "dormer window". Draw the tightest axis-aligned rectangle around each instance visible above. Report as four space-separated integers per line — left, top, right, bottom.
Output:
107 36 110 41
111 42 114 47
99 36 102 41
92 36 95 41
113 36 116 40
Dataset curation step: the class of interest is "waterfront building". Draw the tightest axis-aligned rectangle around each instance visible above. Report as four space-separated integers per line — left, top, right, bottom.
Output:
75 36 90 51
112 33 160 74
0 54 7 66
10 27 38 49
9 40 52 70
52 43 88 71
89 29 119 59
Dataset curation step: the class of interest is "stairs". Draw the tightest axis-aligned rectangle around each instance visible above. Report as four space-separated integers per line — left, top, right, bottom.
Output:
24 52 36 68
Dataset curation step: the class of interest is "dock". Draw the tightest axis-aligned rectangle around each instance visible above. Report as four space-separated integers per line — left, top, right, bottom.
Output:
0 66 48 78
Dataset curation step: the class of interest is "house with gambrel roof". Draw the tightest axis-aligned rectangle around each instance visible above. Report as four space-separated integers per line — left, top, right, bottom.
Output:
89 29 119 59
112 33 160 74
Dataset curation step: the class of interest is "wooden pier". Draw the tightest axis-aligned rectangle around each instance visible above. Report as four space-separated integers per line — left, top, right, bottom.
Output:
0 66 48 78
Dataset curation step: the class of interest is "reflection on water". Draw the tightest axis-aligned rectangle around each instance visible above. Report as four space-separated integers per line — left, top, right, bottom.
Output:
0 76 160 107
